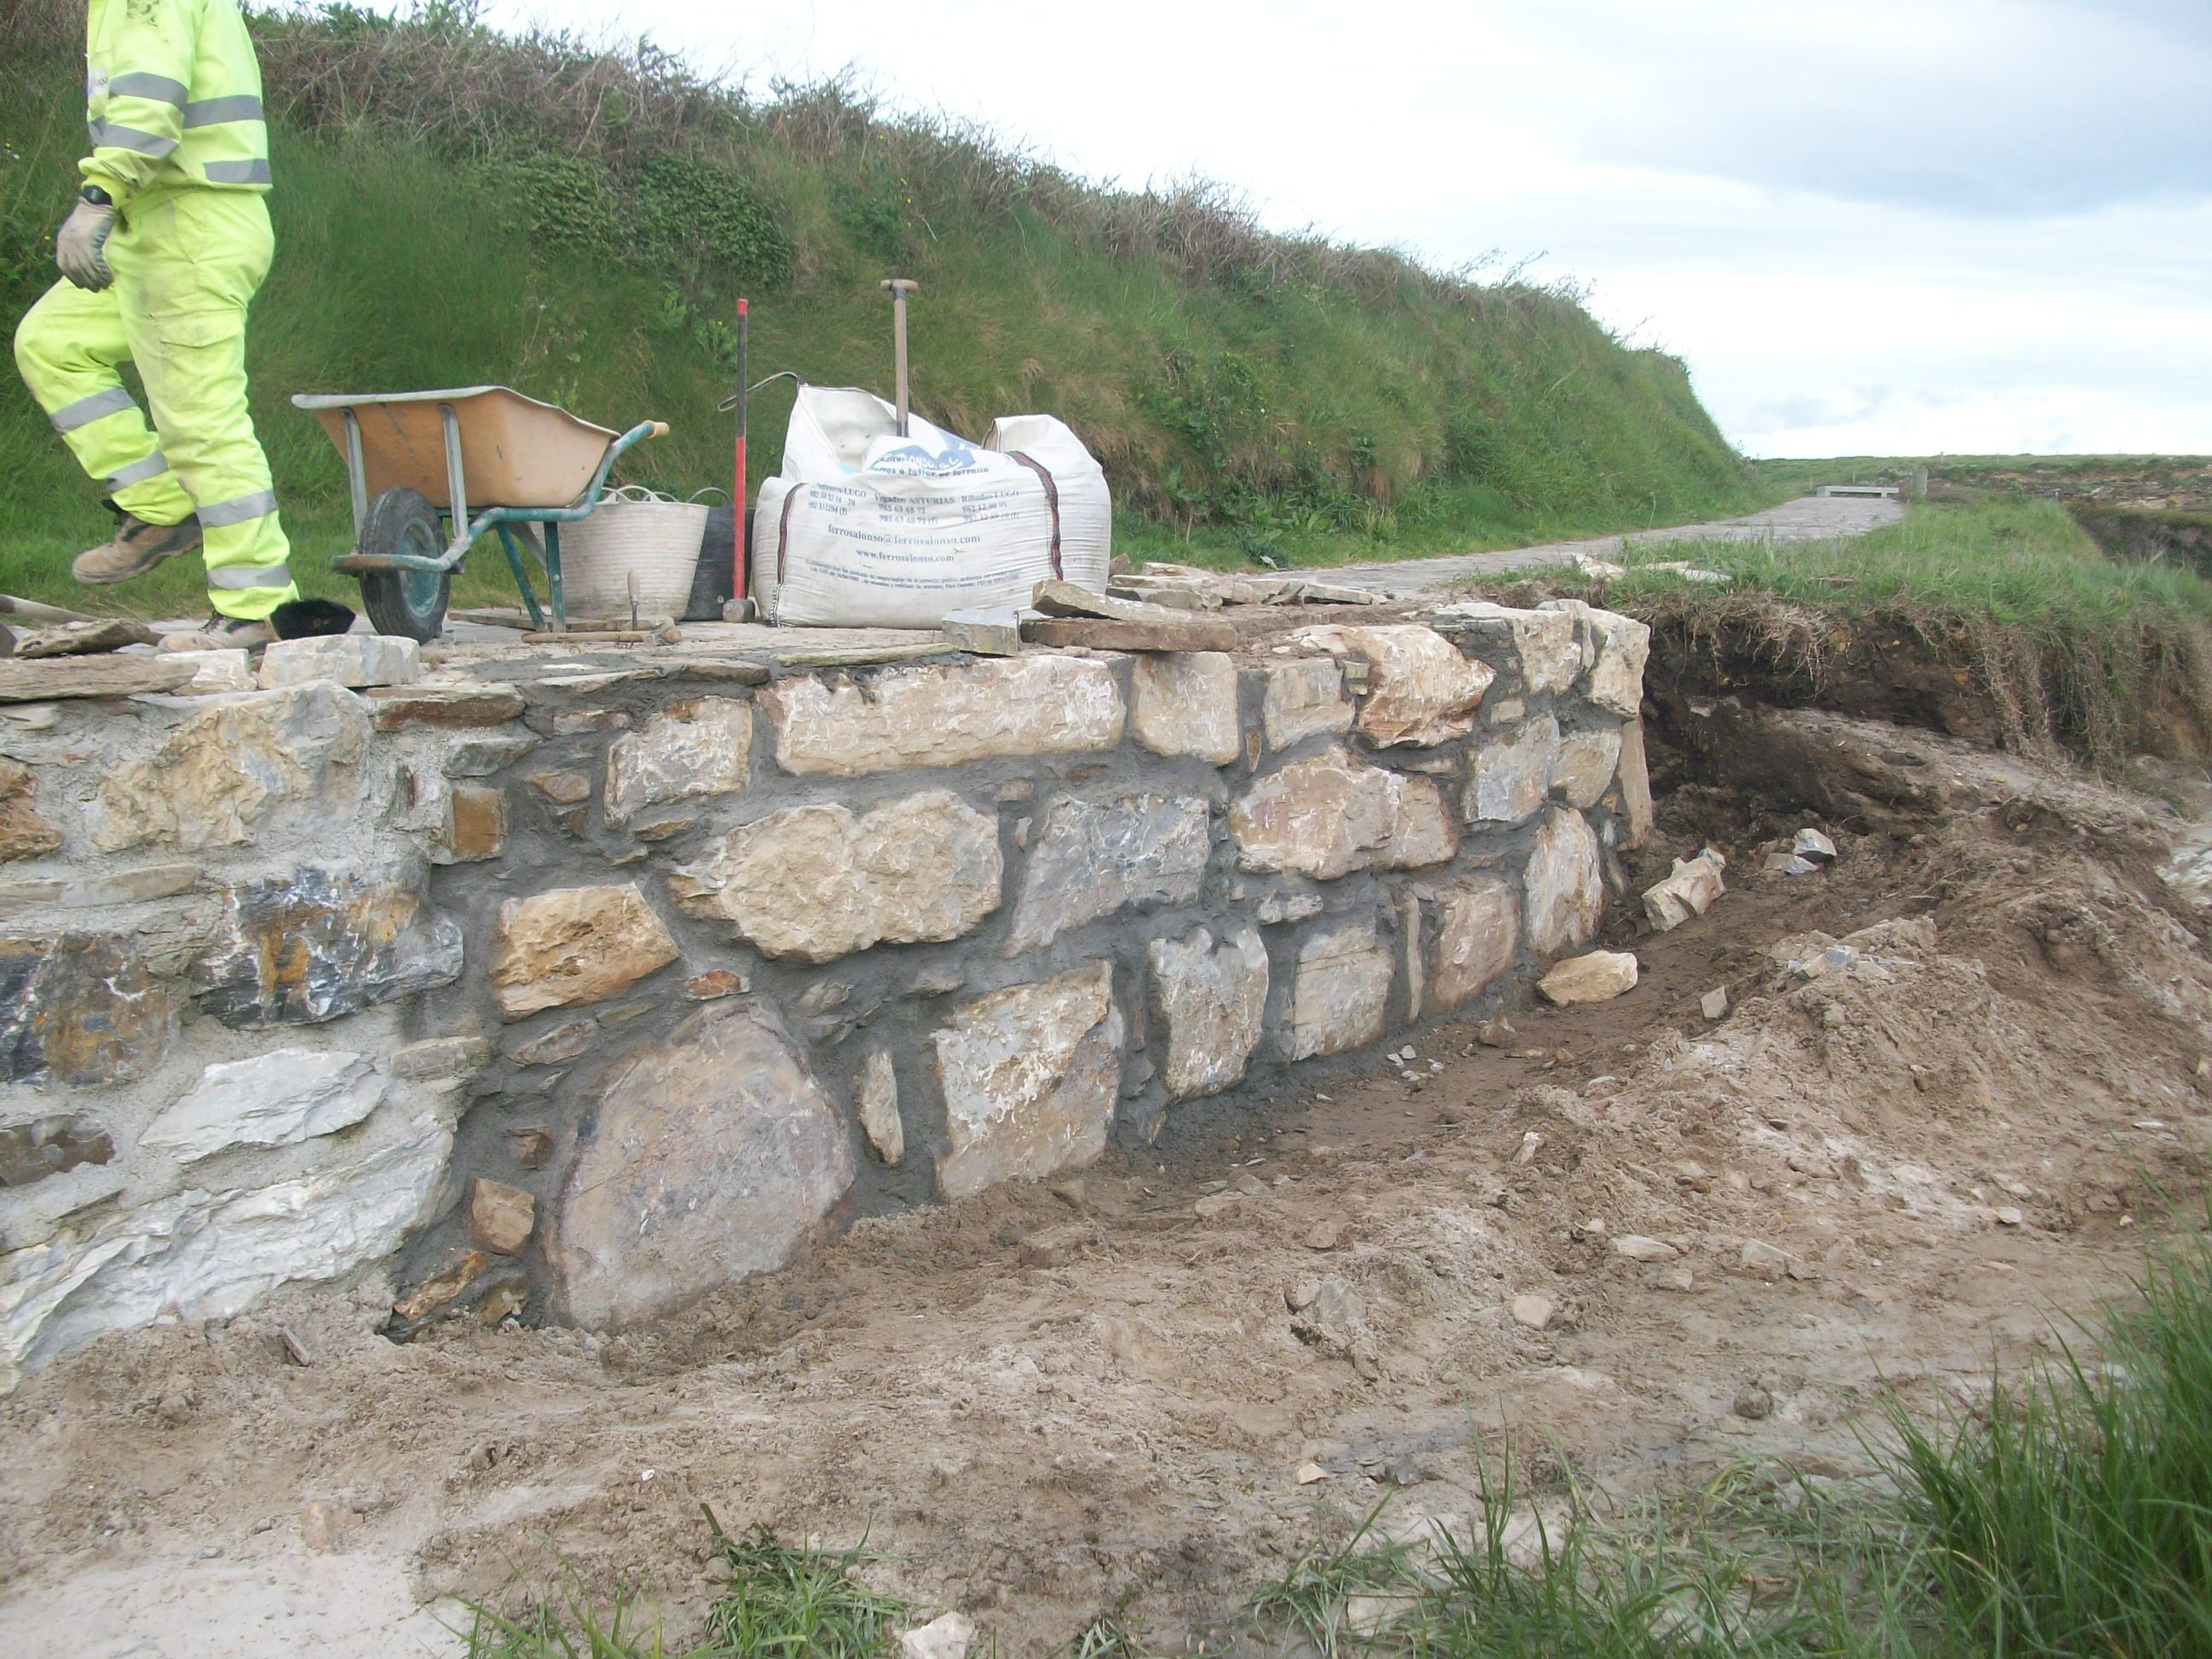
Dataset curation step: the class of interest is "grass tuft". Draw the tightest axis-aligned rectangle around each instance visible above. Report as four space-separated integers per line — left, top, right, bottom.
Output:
458 1511 909 1659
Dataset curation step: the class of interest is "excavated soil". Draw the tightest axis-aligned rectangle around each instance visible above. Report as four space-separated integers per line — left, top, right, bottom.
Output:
7 709 2212 1659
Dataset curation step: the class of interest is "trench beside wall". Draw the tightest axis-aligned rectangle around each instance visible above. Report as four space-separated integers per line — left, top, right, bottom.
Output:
0 600 1653 1388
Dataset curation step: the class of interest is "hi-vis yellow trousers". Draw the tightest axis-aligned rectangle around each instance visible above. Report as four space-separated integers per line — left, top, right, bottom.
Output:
13 189 296 620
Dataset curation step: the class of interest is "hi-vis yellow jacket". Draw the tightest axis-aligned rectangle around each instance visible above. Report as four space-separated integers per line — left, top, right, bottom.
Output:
82 0 271 206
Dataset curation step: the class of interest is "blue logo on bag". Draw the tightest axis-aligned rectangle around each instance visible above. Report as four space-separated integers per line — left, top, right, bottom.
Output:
870 439 987 477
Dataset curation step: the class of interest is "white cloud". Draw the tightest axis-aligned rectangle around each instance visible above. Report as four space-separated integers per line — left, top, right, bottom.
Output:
457 0 2210 458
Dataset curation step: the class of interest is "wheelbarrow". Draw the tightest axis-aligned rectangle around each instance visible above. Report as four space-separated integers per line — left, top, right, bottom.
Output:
291 386 667 641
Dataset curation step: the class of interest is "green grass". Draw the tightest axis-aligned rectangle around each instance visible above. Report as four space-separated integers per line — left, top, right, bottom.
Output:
0 0 1755 619
1604 497 2212 629
459 1515 909 1659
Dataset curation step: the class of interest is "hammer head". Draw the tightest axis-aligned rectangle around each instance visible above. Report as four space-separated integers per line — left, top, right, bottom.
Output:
880 278 919 295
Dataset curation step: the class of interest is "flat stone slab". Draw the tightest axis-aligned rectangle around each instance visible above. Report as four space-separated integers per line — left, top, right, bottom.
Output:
1022 616 1238 652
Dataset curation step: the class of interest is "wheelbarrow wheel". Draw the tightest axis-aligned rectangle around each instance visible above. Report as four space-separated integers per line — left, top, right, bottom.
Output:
356 487 451 643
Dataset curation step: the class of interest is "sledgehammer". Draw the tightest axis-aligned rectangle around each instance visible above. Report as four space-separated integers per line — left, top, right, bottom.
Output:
879 278 919 435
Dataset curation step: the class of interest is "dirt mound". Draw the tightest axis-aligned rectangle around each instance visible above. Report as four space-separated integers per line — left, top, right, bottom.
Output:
4 712 2210 1657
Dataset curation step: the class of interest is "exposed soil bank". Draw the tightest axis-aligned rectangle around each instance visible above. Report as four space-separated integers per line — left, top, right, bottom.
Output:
6 692 2210 1658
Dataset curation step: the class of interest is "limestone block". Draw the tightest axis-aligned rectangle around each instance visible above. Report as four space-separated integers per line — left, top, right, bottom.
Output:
1616 719 1655 847
0 934 175 1086
92 684 369 853
192 869 463 1028
932 962 1122 1200
1468 714 1560 824
1261 658 1353 749
1539 950 1639 1004
762 657 1123 776
391 1034 492 1080
1552 725 1624 810
603 697 753 825
1425 602 1580 694
141 1049 386 1164
1147 927 1269 1101
1231 745 1456 881
1586 610 1650 718
857 1049 904 1165
509 1018 597 1067
1130 651 1241 764
1292 625 1494 747
468 1177 536 1254
169 649 255 696
670 789 1001 964
0 760 60 864
435 784 505 863
940 609 1023 655
1288 921 1394 1060
554 1002 853 1327
258 633 421 690
1004 792 1211 955
525 770 591 806
1524 806 1605 957
1 1114 451 1392
1643 848 1726 932
490 883 678 1019
1538 600 1650 717
1428 876 1521 1011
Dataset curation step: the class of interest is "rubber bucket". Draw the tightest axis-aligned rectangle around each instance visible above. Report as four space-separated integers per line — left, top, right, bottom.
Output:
554 488 713 621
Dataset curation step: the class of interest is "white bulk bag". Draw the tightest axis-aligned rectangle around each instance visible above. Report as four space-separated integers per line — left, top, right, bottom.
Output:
754 386 1110 628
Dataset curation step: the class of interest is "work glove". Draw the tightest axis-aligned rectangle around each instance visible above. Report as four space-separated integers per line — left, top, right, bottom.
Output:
55 198 118 292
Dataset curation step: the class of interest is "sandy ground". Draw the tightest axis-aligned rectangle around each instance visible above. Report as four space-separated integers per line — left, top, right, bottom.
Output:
3 706 2209 1659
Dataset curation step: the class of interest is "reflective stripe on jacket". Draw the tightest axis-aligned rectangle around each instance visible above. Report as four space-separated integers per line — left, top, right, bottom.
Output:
83 0 271 205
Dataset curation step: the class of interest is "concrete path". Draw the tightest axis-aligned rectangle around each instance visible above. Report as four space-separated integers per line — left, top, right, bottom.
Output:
1321 493 1905 595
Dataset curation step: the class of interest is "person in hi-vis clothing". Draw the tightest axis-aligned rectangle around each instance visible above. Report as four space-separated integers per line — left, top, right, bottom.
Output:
12 0 300 649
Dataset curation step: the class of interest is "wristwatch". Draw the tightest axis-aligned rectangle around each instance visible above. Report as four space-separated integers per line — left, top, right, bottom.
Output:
81 185 112 207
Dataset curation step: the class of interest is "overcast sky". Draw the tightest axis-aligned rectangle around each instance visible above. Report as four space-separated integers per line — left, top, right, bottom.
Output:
465 0 2210 458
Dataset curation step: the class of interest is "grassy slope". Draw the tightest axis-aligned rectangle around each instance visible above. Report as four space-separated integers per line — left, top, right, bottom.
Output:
0 2 1753 619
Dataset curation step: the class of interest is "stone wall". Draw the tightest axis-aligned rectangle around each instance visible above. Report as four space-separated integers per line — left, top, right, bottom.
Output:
0 599 1651 1388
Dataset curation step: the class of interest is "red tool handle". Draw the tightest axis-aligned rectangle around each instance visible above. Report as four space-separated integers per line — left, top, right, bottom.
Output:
733 297 749 604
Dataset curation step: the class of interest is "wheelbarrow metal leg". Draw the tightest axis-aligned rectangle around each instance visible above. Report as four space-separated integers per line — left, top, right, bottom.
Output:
544 521 567 633
495 523 546 631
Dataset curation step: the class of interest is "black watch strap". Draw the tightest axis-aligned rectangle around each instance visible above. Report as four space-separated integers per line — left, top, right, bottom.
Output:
81 185 113 207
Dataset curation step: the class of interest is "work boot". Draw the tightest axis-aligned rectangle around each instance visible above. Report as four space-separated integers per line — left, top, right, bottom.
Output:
157 614 275 653
73 513 202 585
